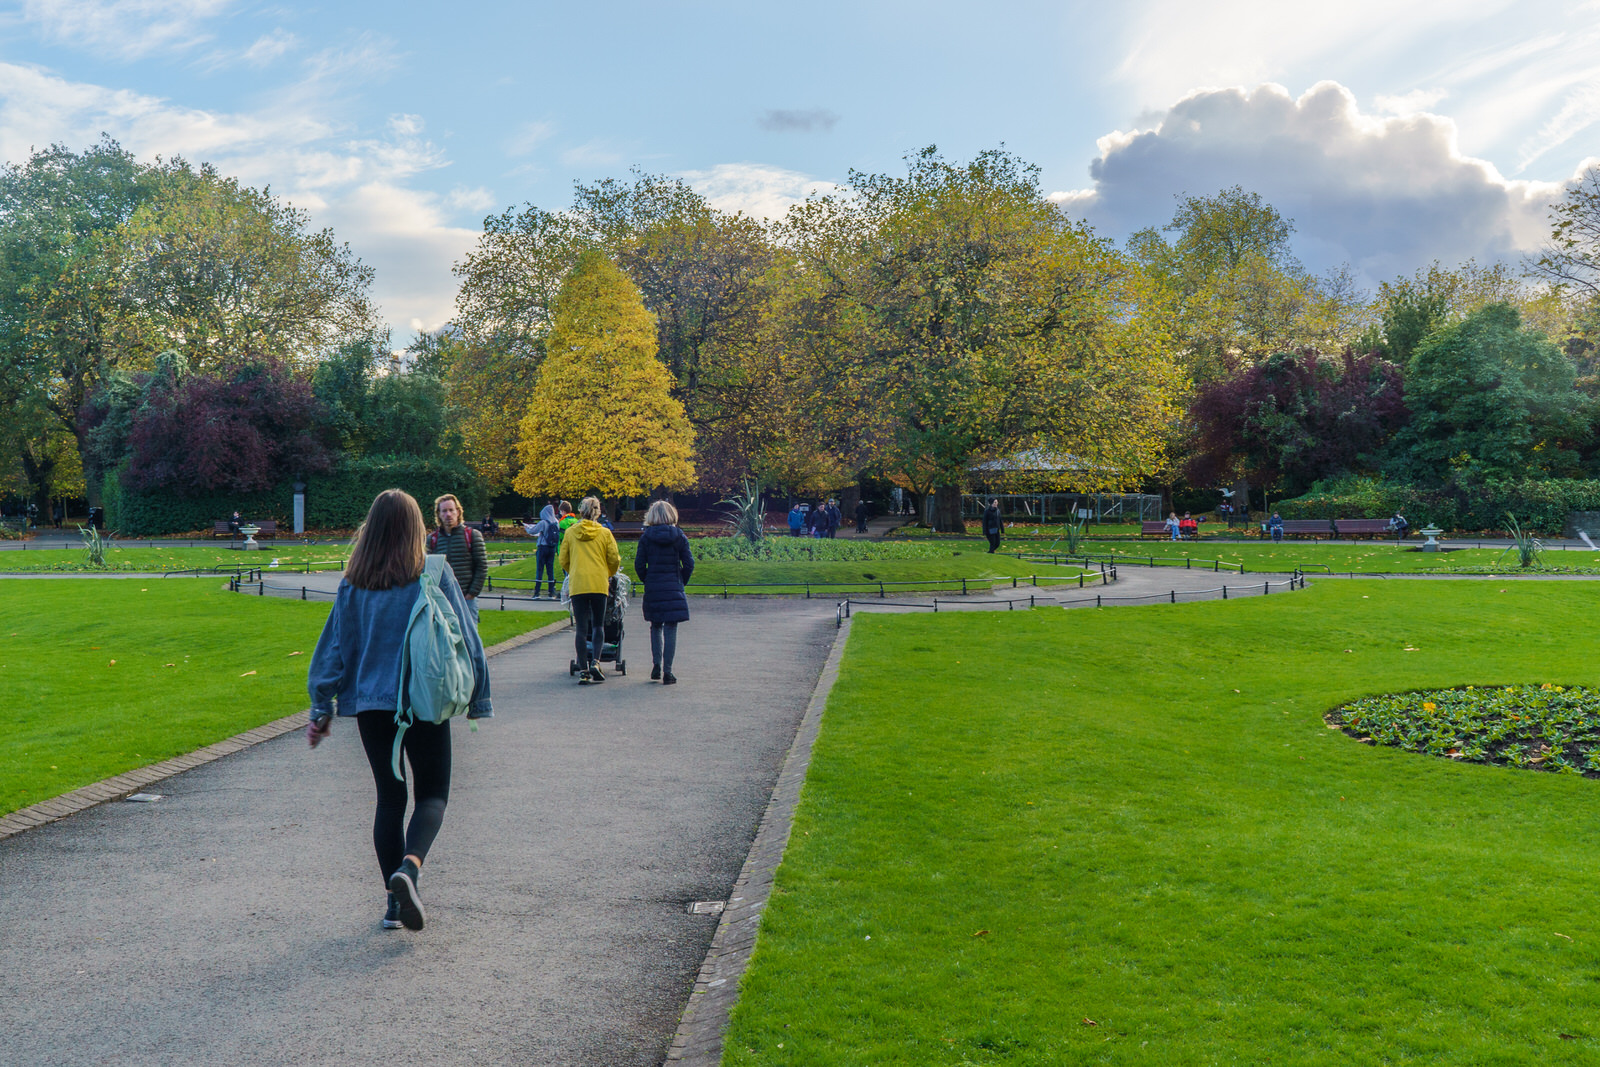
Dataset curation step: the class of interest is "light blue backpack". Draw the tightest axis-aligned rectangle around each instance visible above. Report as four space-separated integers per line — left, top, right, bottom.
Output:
391 555 476 778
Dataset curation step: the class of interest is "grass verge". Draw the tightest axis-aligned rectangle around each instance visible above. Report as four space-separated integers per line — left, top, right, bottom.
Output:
725 580 1600 1064
0 579 559 815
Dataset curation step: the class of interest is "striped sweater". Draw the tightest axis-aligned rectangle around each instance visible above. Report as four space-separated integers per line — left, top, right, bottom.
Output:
427 524 488 598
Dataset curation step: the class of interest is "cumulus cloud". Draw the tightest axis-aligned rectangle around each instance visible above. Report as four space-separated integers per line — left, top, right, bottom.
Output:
0 58 475 335
1055 81 1580 284
677 162 839 219
758 108 839 133
20 0 230 59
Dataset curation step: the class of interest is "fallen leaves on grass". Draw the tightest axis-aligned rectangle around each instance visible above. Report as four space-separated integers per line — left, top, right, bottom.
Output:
972 929 989 938
1082 1018 1097 1027
287 651 302 656
240 670 256 677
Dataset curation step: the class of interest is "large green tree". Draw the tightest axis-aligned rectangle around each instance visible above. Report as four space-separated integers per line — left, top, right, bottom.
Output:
0 139 157 501
776 147 1185 531
1389 303 1591 481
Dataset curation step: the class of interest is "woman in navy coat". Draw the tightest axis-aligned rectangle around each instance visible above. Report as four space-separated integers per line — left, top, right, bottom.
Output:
634 499 695 684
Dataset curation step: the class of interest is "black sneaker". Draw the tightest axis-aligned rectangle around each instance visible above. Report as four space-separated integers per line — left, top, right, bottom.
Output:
388 859 425 930
382 892 403 930
588 665 605 683
578 672 592 685
662 671 677 685
650 665 661 681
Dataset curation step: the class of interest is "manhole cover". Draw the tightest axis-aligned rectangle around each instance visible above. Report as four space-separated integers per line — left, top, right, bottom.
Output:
687 900 726 915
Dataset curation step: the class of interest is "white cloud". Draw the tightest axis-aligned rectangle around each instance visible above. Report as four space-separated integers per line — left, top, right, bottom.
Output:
559 140 624 169
446 185 497 214
1055 81 1579 284
319 182 478 335
678 162 839 219
1376 88 1447 114
20 0 231 59
504 120 553 158
238 28 295 67
0 59 474 336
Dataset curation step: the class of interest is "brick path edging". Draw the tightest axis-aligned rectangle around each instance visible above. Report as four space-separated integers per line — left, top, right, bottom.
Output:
664 615 852 1065
0 616 570 843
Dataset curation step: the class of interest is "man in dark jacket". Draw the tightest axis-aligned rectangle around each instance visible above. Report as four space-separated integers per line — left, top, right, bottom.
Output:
854 499 869 534
982 499 1002 553
428 493 488 623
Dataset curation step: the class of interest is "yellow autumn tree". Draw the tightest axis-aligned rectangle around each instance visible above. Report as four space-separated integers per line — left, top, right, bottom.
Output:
513 251 696 496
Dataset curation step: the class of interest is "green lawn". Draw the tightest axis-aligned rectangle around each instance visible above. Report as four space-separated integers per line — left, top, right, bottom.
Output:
1019 539 1600 574
0 543 537 573
493 544 1096 594
0 580 559 815
726 581 1600 1064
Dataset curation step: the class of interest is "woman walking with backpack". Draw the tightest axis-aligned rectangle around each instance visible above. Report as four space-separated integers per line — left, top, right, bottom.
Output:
306 489 492 932
634 500 695 684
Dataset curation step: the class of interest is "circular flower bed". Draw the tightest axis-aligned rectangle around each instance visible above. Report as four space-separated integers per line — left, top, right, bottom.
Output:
1327 684 1600 775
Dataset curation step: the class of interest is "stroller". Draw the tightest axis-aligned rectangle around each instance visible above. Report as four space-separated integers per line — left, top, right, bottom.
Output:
564 572 631 676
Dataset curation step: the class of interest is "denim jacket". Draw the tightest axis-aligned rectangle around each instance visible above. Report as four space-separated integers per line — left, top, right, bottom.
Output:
307 565 492 723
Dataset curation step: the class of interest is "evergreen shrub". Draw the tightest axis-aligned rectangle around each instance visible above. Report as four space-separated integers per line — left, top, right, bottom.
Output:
1276 476 1600 533
107 456 486 535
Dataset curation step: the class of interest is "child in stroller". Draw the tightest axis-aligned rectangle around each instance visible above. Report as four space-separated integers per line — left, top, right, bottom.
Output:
565 572 631 676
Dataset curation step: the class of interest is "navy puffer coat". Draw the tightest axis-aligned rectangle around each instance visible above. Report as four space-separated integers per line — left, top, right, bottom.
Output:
634 524 695 623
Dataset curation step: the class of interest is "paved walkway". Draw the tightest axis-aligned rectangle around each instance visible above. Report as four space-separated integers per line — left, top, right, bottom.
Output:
0 596 836 1067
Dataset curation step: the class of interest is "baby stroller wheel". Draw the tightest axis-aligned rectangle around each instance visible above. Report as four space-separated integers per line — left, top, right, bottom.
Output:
569 659 579 676
617 659 626 676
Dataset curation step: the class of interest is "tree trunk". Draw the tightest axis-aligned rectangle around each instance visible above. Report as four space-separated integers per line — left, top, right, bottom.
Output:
1232 477 1251 524
932 485 966 534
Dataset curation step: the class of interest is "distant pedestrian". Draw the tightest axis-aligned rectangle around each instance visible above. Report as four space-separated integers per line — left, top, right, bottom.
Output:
1180 512 1198 539
52 501 63 528
532 503 561 598
427 494 487 626
559 497 621 684
1389 511 1409 541
305 488 492 933
1165 511 1180 541
807 501 825 538
788 502 805 537
855 499 869 534
983 498 1003 553
1269 512 1284 543
635 500 694 685
824 499 840 539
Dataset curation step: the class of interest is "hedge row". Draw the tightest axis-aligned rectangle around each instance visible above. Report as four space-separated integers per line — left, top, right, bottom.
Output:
104 456 487 536
1275 478 1600 533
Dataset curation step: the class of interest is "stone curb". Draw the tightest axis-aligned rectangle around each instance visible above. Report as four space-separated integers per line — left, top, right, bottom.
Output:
0 615 571 843
664 614 853 1065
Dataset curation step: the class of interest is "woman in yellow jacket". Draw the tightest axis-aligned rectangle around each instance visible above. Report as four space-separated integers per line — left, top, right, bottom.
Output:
558 496 621 683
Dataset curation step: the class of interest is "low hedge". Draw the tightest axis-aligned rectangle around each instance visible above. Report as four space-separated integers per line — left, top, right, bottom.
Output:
105 456 487 536
1275 477 1600 534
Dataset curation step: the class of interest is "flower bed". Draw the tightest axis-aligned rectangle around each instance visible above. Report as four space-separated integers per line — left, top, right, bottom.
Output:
1328 684 1600 774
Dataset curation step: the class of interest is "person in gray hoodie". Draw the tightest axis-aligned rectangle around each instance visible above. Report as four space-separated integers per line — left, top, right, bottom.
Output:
532 503 561 598
306 489 491 932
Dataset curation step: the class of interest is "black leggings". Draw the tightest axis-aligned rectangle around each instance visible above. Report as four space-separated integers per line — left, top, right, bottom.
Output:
356 711 451 885
650 620 678 671
572 592 608 669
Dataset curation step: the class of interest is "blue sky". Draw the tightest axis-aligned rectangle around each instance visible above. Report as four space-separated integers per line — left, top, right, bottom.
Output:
2 0 1598 339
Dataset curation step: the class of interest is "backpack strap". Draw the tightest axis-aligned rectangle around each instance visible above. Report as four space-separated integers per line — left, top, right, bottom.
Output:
391 557 446 779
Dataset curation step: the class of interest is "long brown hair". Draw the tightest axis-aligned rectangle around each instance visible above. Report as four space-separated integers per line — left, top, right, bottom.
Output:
345 489 427 590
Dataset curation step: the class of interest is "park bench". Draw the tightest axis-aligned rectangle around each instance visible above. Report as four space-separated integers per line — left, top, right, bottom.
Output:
1333 518 1392 540
1140 521 1169 538
1262 519 1332 540
610 520 644 540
